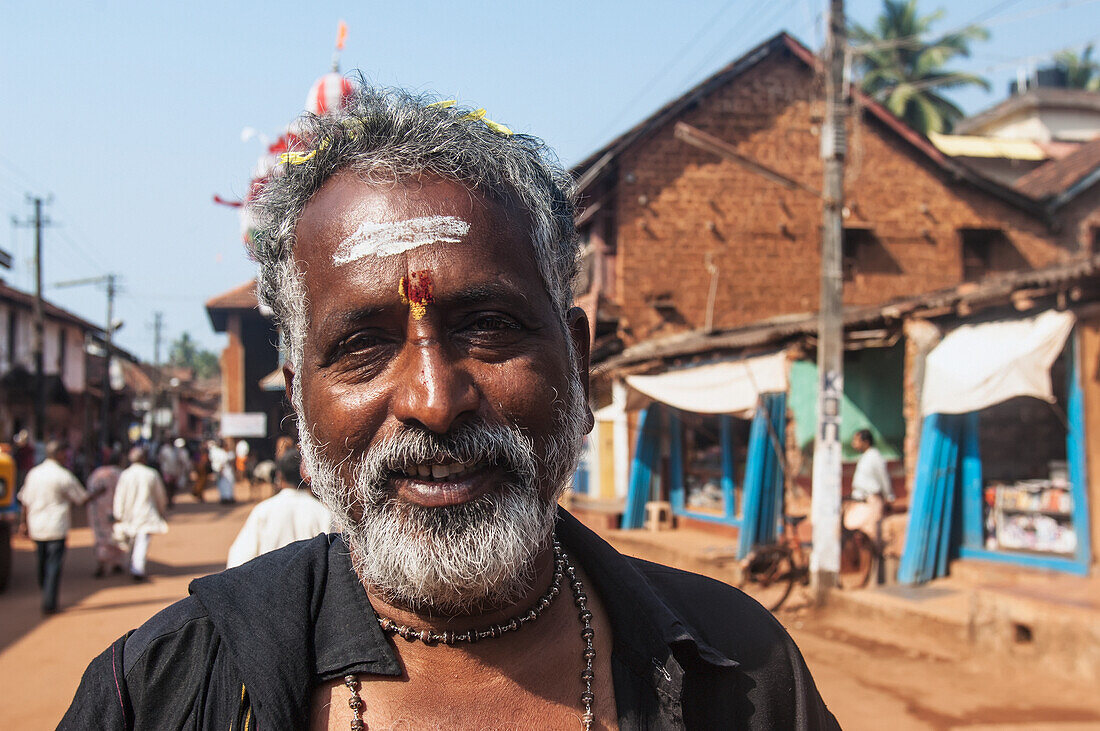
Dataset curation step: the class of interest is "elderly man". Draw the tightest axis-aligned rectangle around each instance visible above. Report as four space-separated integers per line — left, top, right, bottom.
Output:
63 86 837 729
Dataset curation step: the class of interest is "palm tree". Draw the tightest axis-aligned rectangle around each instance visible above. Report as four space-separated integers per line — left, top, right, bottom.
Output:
1055 44 1100 90
850 0 990 134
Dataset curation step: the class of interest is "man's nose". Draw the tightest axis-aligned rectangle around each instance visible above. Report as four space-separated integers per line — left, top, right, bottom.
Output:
391 341 480 434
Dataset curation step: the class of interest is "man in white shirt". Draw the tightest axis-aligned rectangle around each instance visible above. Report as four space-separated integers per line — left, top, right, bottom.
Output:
844 429 895 537
113 447 169 581
226 447 332 568
17 441 87 614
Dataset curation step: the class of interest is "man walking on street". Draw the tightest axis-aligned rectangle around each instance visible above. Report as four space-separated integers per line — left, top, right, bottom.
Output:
17 440 87 614
113 447 169 581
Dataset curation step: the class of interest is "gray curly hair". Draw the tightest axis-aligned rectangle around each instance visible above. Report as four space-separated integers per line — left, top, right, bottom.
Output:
247 82 579 369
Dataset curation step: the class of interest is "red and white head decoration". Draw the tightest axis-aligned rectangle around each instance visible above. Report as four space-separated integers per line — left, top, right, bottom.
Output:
305 73 357 116
222 22 359 248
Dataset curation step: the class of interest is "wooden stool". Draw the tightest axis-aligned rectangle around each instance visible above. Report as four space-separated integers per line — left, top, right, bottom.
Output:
645 500 673 531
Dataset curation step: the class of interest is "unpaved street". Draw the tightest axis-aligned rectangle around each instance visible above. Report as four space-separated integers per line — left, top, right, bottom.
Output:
1 493 1097 730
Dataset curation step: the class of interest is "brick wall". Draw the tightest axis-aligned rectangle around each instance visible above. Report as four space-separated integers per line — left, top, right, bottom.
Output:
601 50 1071 348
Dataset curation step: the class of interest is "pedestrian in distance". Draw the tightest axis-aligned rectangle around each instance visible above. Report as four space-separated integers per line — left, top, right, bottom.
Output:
210 439 236 504
157 438 181 509
63 85 837 729
85 450 126 578
226 446 332 568
112 447 169 582
845 429 896 540
17 440 87 615
172 437 193 498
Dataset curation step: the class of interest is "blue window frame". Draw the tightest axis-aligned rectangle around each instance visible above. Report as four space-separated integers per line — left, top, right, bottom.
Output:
903 330 1092 582
669 411 741 527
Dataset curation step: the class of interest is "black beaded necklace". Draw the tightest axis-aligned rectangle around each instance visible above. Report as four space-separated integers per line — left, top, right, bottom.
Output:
344 539 596 730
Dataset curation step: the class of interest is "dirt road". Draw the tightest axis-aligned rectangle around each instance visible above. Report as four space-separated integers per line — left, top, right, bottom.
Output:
1 492 1097 729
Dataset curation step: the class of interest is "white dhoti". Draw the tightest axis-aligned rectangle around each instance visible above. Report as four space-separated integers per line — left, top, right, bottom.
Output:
844 494 884 536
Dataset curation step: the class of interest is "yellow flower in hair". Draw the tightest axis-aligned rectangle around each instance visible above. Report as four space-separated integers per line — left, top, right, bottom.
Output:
277 137 333 166
432 99 513 136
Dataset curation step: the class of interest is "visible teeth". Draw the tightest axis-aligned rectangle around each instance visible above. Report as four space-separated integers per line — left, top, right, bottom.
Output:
417 465 430 478
431 464 448 479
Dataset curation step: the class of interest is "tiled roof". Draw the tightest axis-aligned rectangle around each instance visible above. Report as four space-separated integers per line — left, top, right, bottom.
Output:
205 279 258 310
0 282 101 333
205 279 263 333
570 32 1041 216
1014 137 1100 201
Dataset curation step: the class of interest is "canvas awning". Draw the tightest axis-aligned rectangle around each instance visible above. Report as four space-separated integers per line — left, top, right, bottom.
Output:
921 309 1075 416
625 351 787 415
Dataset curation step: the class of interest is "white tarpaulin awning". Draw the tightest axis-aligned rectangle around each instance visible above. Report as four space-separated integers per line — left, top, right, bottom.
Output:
921 309 1075 416
625 351 787 415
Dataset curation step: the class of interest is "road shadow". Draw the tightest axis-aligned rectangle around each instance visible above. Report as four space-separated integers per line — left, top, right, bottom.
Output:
0 539 228 654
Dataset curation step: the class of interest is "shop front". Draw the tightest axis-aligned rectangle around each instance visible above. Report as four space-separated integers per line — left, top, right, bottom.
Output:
619 352 789 558
899 309 1092 583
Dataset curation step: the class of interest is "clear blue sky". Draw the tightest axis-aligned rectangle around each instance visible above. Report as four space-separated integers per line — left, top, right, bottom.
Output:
2 0 1097 361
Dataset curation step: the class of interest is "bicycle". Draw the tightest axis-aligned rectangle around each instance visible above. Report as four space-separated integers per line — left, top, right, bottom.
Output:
738 510 883 612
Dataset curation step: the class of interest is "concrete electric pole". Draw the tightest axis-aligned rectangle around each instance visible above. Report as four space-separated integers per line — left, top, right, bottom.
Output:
12 196 53 441
810 0 849 602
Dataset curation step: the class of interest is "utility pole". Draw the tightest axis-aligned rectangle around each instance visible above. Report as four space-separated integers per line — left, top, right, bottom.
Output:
810 0 848 603
12 196 52 442
55 274 119 449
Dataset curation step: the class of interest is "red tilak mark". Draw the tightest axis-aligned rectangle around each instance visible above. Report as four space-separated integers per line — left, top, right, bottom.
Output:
399 270 434 319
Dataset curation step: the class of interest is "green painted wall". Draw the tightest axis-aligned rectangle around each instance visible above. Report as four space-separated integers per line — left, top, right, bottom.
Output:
789 343 905 461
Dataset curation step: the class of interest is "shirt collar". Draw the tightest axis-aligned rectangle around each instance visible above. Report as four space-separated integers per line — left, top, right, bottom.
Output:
555 508 739 673
312 535 403 682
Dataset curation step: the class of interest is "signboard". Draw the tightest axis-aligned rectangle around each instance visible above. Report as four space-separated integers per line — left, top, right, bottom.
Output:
220 412 268 438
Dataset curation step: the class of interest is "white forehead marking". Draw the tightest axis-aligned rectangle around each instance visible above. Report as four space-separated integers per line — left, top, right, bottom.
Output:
332 215 470 266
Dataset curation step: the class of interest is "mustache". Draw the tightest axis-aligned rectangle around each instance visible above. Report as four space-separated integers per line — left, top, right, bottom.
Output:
358 419 538 487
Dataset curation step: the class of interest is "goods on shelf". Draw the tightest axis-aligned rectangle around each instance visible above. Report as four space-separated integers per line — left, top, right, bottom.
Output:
984 478 1076 555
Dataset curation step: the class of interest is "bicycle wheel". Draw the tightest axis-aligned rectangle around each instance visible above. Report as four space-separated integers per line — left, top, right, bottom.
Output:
838 530 876 590
739 546 797 612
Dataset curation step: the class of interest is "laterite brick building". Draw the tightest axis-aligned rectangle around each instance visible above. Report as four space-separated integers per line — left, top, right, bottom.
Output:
569 33 1100 587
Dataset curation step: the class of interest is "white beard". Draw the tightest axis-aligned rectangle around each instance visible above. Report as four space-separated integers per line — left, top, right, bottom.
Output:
296 372 587 614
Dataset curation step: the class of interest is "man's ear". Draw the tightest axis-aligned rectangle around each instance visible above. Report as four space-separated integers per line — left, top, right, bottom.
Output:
282 364 311 484
566 307 595 435
281 363 296 409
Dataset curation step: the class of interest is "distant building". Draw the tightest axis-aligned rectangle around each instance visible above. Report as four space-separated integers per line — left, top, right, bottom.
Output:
955 87 1100 144
205 280 291 458
0 281 100 449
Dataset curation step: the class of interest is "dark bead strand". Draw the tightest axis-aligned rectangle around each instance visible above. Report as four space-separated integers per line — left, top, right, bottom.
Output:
376 542 566 646
344 674 365 731
563 548 596 731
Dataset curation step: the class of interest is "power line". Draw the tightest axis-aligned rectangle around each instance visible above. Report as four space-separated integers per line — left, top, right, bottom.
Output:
677 0 801 90
586 1 749 151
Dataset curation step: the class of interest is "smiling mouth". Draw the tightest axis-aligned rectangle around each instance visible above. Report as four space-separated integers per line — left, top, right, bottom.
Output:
392 458 489 481
389 459 500 508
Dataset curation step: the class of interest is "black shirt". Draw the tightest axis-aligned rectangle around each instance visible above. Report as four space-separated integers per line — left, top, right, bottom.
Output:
61 510 839 729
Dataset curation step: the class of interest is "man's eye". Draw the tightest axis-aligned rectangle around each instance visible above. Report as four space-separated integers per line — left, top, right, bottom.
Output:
470 315 519 332
336 331 386 355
